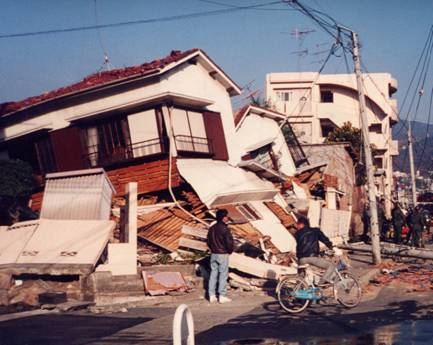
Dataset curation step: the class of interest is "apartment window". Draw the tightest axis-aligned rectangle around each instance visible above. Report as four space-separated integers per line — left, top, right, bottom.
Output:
369 124 382 133
236 203 261 221
320 90 334 103
276 91 292 102
172 108 211 154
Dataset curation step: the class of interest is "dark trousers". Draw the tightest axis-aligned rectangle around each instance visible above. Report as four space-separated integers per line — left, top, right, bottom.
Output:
393 223 403 244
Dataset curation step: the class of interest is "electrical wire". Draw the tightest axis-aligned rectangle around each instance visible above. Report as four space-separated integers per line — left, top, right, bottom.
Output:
0 1 283 39
415 85 433 169
394 25 433 137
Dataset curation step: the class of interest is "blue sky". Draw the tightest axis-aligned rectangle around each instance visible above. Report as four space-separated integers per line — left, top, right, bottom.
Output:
1 0 432 123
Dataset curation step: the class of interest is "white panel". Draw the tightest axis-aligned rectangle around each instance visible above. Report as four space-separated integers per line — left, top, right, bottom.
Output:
128 109 160 157
0 223 38 265
188 111 206 137
249 201 296 253
171 108 190 136
15 219 114 266
177 159 277 208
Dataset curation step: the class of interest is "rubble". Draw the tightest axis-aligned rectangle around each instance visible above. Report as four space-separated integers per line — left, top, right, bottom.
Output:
368 262 433 292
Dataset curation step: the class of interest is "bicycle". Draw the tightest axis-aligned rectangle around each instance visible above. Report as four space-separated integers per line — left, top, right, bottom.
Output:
276 252 362 313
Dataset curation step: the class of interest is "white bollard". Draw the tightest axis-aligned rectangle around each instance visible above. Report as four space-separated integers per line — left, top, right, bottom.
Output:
173 304 195 345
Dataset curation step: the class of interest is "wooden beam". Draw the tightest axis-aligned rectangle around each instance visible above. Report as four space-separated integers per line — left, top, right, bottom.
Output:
178 238 208 252
181 225 208 239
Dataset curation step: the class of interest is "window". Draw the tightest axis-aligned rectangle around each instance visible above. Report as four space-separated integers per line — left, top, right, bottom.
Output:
236 203 261 221
83 117 131 167
281 123 308 167
127 109 165 158
369 124 382 133
171 108 211 154
34 136 57 173
250 145 277 171
276 91 292 102
320 90 334 103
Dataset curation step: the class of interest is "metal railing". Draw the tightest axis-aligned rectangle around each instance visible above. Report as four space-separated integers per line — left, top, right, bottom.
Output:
174 135 212 155
84 137 166 167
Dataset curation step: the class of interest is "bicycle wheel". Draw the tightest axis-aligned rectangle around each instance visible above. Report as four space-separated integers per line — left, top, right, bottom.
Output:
277 277 310 313
334 272 362 308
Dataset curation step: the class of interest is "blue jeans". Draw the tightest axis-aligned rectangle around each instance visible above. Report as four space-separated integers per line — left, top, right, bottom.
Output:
208 254 229 297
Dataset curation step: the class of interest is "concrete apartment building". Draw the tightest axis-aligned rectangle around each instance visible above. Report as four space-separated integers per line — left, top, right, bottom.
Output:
266 72 399 213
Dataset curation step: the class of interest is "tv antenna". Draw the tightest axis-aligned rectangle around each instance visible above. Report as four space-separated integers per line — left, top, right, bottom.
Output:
290 27 315 71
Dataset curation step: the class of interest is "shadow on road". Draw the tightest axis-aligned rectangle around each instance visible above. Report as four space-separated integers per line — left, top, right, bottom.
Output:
196 299 433 345
0 314 152 345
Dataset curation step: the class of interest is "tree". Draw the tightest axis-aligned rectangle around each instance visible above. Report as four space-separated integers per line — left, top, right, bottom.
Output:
325 122 362 161
325 122 367 186
0 159 35 225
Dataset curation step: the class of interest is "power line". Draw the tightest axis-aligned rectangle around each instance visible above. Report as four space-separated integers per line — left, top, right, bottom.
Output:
416 86 433 169
394 25 433 137
0 1 283 39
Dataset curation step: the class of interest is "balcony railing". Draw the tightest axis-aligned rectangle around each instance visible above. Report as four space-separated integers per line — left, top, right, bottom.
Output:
174 135 212 155
84 137 166 168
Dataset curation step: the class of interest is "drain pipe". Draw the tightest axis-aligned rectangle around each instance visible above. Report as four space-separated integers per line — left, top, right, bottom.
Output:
165 104 209 227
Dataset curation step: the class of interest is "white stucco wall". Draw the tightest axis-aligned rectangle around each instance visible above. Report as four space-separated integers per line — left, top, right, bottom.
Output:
236 113 297 175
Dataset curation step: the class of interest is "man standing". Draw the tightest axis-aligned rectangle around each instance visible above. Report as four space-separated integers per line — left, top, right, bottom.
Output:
391 202 405 244
408 206 426 248
207 209 234 303
291 216 335 284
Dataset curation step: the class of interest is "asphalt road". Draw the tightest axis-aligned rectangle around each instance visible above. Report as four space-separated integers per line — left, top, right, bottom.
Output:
0 282 432 345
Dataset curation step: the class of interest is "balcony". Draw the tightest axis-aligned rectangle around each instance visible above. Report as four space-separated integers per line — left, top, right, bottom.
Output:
84 137 166 168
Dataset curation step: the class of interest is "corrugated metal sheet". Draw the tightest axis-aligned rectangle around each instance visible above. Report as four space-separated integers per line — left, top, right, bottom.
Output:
40 168 115 220
137 208 202 252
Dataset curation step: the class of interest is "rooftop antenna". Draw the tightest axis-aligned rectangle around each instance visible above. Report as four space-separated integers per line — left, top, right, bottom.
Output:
94 0 114 72
290 27 315 71
243 80 261 105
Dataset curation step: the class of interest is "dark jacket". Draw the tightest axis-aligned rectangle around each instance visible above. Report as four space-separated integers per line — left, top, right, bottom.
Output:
391 206 405 226
207 221 234 254
294 226 333 259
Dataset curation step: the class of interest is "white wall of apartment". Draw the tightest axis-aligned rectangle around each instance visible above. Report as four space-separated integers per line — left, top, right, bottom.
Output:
266 71 398 214
236 113 297 176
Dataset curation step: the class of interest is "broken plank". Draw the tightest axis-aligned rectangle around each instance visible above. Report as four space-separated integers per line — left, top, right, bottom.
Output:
178 238 208 252
229 252 296 279
181 225 208 239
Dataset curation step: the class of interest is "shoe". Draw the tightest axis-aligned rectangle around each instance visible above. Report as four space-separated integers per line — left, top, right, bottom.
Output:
219 296 232 304
209 295 217 303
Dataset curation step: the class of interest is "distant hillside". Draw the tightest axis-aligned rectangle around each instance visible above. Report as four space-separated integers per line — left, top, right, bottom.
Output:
392 120 433 173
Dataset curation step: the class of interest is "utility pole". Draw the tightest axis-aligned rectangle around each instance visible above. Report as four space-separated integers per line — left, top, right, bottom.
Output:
351 31 382 264
407 123 417 207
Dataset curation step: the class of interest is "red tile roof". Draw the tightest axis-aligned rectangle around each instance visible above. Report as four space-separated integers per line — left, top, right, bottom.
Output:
233 105 249 127
0 49 199 117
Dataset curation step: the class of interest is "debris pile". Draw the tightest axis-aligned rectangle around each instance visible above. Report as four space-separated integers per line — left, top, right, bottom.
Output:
369 263 433 292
